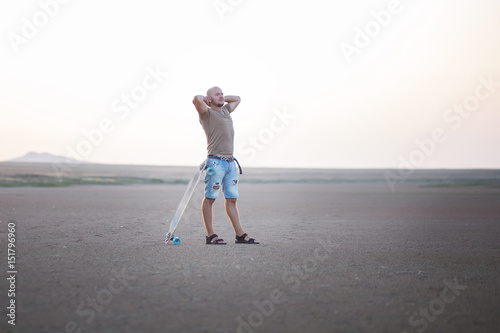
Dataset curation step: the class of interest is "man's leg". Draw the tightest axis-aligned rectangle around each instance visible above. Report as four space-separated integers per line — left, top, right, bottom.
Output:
202 197 216 236
225 198 245 236
202 158 226 243
202 197 226 244
222 161 255 241
225 198 257 242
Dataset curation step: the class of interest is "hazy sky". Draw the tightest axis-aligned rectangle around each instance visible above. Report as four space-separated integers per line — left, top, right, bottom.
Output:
1 0 499 168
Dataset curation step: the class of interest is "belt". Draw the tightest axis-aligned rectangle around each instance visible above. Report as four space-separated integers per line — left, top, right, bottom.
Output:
207 155 243 174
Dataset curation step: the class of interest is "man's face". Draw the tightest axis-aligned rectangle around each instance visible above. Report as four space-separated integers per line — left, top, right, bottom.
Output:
208 88 224 107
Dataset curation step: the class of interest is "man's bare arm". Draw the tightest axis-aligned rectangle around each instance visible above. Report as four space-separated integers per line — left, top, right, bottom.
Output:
224 95 241 112
193 95 209 114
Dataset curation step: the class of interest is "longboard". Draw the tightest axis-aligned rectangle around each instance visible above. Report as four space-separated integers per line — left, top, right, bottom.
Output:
165 161 208 245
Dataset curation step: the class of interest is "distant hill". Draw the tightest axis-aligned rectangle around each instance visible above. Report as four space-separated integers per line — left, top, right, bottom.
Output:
5 152 89 164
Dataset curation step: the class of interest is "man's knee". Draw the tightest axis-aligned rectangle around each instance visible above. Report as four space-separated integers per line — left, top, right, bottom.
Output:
204 197 216 204
225 198 237 204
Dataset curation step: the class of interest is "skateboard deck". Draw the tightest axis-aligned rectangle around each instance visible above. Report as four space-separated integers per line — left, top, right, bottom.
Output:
165 161 207 245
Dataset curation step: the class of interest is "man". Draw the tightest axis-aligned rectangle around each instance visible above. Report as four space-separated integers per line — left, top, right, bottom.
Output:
193 86 259 245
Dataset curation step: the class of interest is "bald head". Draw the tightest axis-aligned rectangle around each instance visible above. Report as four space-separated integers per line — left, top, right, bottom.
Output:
206 86 224 107
207 86 221 96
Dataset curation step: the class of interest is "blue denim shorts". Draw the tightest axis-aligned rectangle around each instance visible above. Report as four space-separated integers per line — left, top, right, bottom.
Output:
204 157 239 199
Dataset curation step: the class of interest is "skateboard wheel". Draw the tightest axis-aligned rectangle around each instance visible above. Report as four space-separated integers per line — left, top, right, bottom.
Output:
207 167 214 175
173 237 181 245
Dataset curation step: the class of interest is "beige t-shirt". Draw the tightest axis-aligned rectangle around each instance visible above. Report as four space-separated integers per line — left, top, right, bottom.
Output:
199 104 234 156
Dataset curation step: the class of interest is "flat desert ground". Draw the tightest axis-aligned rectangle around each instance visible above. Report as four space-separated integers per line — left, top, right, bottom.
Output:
0 164 499 333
